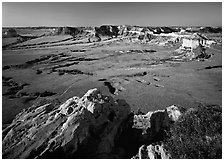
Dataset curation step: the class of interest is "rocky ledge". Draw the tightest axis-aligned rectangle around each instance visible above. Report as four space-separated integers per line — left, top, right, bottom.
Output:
2 89 221 159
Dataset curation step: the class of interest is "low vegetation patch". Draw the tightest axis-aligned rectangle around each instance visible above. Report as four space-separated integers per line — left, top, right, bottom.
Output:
164 104 222 159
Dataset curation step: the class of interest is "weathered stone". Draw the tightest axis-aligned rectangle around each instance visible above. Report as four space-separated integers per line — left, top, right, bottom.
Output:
2 88 131 159
2 87 183 159
132 105 182 143
132 144 171 159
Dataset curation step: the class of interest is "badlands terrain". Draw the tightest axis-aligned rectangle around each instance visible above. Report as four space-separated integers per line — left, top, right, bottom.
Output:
2 25 222 158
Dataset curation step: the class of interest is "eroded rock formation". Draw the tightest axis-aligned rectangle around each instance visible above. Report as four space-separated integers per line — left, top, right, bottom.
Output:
95 25 119 38
54 27 87 38
132 143 171 159
2 88 130 158
2 89 182 159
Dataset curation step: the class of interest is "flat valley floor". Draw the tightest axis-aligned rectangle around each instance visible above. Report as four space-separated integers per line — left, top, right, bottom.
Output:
2 31 222 127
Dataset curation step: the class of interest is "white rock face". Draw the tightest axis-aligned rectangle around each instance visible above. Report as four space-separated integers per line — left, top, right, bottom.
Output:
182 38 199 49
204 40 215 47
132 105 182 136
166 105 182 122
133 144 171 159
133 105 181 127
181 33 215 50
2 88 130 159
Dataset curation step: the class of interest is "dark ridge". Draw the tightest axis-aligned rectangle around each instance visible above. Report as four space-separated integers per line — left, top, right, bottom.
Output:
3 55 53 70
199 27 222 33
136 80 143 83
50 56 73 64
104 81 116 94
3 65 10 70
72 57 99 61
25 55 52 65
17 92 29 97
2 76 12 81
196 54 211 60
56 69 93 76
129 71 147 77
205 65 222 70
70 49 86 52
98 78 107 82
51 62 79 70
127 49 156 54
111 72 147 78
143 49 157 53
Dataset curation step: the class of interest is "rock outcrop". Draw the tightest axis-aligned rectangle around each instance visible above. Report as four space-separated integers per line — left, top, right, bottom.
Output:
95 25 119 38
55 27 87 38
3 28 18 38
2 88 131 159
199 27 222 33
2 88 183 159
129 105 181 159
132 144 171 159
130 105 182 146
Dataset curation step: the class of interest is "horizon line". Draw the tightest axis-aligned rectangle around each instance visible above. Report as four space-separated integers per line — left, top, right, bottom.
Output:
2 25 222 28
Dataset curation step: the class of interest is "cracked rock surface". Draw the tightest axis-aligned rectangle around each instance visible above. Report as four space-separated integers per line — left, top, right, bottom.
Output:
2 88 183 159
2 88 131 159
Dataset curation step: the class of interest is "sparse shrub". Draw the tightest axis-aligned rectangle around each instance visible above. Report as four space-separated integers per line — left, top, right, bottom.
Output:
164 105 222 159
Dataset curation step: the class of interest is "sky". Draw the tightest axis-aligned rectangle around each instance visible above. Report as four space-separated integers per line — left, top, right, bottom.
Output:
2 2 222 27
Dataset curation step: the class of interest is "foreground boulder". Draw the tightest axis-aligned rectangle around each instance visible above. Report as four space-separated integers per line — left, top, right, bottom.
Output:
131 105 182 144
2 88 131 158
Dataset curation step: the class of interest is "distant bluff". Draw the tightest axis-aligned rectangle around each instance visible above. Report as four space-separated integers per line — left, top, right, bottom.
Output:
50 25 222 38
3 25 222 39
57 26 83 36
3 28 18 38
52 25 178 37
